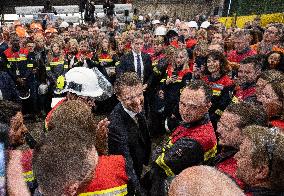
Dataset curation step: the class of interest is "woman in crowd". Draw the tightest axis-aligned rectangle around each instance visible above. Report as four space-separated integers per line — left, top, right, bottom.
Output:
264 51 284 72
202 51 234 130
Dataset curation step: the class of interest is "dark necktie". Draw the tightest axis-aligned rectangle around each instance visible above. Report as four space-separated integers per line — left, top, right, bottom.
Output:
136 55 142 79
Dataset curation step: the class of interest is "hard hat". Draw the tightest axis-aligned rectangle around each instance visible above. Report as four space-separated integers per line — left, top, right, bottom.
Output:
54 75 65 94
45 28 58 33
152 20 160 25
188 21 198 29
61 67 103 98
16 27 28 38
200 21 211 29
59 21 69 28
155 26 167 36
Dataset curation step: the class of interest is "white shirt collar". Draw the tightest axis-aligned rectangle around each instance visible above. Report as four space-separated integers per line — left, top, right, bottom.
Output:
122 104 137 119
132 50 141 57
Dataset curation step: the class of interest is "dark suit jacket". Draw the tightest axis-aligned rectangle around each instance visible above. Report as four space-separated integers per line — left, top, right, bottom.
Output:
116 52 153 88
108 103 151 195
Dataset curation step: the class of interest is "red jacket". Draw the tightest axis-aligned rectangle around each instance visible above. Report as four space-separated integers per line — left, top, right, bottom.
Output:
217 157 245 189
170 118 217 161
78 155 128 195
235 86 256 102
227 49 256 63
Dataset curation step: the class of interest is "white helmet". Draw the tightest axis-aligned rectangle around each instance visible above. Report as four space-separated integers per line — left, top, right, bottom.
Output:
61 67 103 98
59 21 69 28
188 21 198 29
155 26 167 36
200 21 211 29
152 20 160 25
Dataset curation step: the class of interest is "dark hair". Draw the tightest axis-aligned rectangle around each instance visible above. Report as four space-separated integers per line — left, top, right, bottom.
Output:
183 80 212 102
114 72 142 96
226 102 268 129
207 51 229 75
0 101 22 124
33 100 98 195
241 55 265 72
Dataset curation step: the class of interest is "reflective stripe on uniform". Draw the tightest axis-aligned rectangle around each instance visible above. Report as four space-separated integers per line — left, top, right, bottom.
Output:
212 90 221 96
215 109 223 116
79 184 127 196
7 57 27 62
23 170 35 182
115 61 120 66
19 57 27 61
99 59 113 63
7 58 17 62
46 67 51 71
64 64 69 69
204 144 217 161
50 61 64 66
155 151 175 177
7 64 11 68
27 64 34 68
232 96 239 103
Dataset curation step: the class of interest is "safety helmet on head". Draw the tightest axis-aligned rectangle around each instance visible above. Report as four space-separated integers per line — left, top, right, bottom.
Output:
155 26 167 36
61 67 103 98
200 21 211 29
188 21 198 29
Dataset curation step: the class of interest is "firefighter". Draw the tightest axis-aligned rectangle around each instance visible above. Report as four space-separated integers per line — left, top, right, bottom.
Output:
45 42 69 96
202 51 234 130
145 80 217 195
3 35 37 116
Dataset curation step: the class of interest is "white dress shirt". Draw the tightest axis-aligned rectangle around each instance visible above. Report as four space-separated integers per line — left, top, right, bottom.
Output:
132 50 144 80
122 104 138 123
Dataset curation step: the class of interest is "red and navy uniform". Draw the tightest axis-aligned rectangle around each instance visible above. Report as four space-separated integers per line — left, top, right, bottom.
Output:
78 155 129 196
203 75 235 129
93 50 118 83
212 146 245 189
234 82 257 103
154 114 217 176
270 120 284 132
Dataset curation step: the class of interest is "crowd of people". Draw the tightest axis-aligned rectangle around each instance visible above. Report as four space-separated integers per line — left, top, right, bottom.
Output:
0 11 284 196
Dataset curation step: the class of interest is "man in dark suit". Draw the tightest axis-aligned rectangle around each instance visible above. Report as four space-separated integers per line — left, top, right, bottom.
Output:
108 72 151 196
116 32 153 91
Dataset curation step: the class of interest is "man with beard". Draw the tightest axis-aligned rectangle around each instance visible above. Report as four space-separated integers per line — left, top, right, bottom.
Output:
108 72 151 195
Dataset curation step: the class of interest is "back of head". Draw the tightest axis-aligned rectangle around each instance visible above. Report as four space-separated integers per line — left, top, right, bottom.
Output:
169 165 245 196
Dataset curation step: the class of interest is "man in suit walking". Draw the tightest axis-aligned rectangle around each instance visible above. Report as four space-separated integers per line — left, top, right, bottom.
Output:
116 32 153 91
108 72 151 196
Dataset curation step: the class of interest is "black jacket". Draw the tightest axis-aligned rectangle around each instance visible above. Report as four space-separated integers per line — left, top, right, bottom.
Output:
116 52 153 88
108 103 151 195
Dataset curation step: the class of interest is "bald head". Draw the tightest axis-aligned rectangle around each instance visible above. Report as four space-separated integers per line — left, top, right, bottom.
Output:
169 166 245 196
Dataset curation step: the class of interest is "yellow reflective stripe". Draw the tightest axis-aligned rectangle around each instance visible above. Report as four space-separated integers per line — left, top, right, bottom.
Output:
7 58 17 62
7 64 11 68
99 59 113 63
7 57 27 61
204 144 217 161
19 57 27 61
232 96 239 103
64 64 69 69
155 151 175 177
79 184 127 196
152 62 158 66
27 64 34 68
23 171 35 182
46 67 51 71
215 109 223 116
153 67 161 75
160 78 166 83
115 61 120 66
50 61 64 66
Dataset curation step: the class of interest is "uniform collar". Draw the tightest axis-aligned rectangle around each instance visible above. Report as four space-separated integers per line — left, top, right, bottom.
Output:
180 113 210 128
